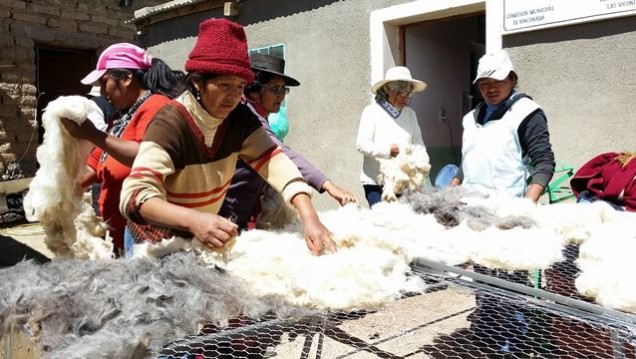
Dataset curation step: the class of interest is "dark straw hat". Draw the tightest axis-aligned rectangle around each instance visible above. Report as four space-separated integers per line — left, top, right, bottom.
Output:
250 53 300 87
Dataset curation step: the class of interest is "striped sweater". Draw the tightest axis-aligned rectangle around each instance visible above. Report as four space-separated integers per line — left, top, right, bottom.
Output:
120 91 311 243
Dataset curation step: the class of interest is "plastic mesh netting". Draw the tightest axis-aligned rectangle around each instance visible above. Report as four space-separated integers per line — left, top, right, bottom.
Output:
158 254 636 359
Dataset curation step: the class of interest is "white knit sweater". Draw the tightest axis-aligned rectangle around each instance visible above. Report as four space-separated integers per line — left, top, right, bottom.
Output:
356 102 424 185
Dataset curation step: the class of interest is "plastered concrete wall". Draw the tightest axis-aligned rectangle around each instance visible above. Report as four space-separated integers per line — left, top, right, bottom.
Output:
504 16 636 172
245 0 411 210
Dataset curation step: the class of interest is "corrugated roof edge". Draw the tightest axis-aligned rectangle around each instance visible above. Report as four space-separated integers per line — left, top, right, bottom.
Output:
129 0 207 23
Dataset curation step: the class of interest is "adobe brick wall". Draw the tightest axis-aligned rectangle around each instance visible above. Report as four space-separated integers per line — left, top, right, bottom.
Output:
0 0 163 179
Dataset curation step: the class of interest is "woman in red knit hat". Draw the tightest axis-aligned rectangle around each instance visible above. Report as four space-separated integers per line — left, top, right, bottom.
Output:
120 19 336 256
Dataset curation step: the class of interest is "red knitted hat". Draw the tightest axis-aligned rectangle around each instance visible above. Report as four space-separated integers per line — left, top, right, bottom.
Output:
185 19 254 83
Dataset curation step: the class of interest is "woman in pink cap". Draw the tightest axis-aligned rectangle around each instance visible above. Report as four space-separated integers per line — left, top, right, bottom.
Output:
120 19 336 256
62 43 182 255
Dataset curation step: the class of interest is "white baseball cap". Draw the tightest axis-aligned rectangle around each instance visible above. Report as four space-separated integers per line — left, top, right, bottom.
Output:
473 50 514 84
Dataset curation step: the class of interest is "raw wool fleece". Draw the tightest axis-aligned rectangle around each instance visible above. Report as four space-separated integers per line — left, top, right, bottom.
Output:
0 252 304 358
574 211 636 313
378 144 431 201
22 96 113 259
135 203 434 311
135 188 636 313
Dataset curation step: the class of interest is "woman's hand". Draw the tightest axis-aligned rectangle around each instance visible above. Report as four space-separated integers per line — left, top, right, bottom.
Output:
390 144 400 157
291 192 337 255
61 118 103 143
322 180 359 206
187 212 238 249
302 217 337 255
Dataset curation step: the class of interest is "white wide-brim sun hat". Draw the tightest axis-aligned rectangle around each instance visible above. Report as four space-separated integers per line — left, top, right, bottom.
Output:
372 66 427 95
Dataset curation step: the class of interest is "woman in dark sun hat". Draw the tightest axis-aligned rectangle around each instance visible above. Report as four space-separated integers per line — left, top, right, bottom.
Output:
219 52 358 230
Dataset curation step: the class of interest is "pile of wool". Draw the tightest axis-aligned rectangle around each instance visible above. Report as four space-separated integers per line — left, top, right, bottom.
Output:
574 211 636 313
378 144 431 201
403 189 537 230
220 229 426 311
0 252 305 358
403 190 564 270
22 95 113 259
135 223 428 312
134 188 635 313
530 201 619 244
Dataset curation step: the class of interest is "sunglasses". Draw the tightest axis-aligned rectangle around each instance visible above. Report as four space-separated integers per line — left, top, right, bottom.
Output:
261 84 290 95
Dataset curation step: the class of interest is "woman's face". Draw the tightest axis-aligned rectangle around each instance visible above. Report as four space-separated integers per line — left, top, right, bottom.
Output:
198 75 246 119
478 76 516 106
258 76 287 115
100 73 135 110
384 83 413 109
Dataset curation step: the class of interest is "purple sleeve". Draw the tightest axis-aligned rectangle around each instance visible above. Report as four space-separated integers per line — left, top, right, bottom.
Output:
258 116 328 192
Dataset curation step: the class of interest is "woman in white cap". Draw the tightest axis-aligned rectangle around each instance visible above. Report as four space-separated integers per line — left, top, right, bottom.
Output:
451 50 555 202
356 66 426 207
452 50 555 355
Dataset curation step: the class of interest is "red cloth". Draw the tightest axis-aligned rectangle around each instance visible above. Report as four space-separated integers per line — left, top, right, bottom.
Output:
87 94 171 249
185 19 254 83
570 152 636 212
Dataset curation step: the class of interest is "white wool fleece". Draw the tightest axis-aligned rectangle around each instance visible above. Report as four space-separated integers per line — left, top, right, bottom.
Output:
23 95 114 259
378 144 431 202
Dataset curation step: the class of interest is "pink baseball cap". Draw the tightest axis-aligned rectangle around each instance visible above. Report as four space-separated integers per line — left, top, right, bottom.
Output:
81 43 153 85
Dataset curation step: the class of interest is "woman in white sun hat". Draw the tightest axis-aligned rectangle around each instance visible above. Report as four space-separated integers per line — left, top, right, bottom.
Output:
356 66 427 207
451 50 555 202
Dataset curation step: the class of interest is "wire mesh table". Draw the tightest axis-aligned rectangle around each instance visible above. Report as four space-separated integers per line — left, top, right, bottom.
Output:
158 254 636 359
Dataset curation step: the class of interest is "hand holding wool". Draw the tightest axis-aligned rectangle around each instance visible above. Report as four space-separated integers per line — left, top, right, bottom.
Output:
189 211 238 249
61 117 104 143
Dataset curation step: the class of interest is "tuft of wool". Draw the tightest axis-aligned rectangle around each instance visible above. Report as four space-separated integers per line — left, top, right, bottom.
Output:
0 253 305 358
378 144 431 202
574 212 636 313
468 226 564 271
132 236 236 266
531 201 619 245
23 96 113 259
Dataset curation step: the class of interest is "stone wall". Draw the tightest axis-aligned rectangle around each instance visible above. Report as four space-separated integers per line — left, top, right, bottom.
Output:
0 0 163 178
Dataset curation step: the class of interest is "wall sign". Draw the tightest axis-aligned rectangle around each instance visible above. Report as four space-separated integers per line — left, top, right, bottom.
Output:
504 0 636 33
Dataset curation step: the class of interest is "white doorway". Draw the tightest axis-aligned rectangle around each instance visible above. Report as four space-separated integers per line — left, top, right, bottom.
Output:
370 0 486 181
